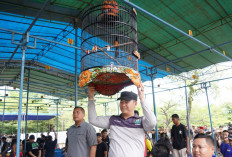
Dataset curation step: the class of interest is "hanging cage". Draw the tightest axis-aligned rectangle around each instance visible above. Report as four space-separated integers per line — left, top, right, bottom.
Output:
79 0 141 96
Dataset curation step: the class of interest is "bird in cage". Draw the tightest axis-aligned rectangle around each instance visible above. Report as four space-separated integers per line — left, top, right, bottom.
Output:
80 1 141 96
101 0 119 21
114 37 119 58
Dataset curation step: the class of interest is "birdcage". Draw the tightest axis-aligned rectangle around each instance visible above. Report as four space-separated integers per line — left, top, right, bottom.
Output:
79 0 141 96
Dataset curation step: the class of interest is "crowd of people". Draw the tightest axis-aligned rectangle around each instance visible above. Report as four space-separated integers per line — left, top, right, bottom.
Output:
0 127 57 157
1 83 231 157
64 83 232 157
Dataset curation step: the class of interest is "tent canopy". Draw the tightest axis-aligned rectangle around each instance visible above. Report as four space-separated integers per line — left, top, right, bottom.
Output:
0 0 231 102
0 113 57 121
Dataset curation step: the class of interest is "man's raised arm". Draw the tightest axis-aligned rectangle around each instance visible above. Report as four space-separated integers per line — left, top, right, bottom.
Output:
138 83 156 131
88 86 110 129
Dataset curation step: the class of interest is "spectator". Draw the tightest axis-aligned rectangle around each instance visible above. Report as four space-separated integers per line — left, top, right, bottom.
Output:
40 134 46 156
198 126 204 134
145 134 152 157
101 129 110 149
192 126 198 135
22 133 29 156
228 122 231 129
204 126 209 133
171 114 190 157
9 139 23 157
220 130 229 156
157 136 172 153
26 135 41 157
150 129 156 145
44 126 57 157
229 128 232 133
223 132 232 157
1 136 8 156
185 126 193 140
67 107 97 157
134 110 139 116
151 143 169 157
88 83 156 157
159 126 167 139
96 133 107 157
192 134 215 157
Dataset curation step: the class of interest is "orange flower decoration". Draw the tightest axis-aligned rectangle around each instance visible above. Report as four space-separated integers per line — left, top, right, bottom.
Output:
124 68 134 75
79 70 92 87
131 72 141 87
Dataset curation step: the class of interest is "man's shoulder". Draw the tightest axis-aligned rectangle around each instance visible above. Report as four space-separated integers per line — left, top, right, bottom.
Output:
109 115 120 121
179 123 185 127
67 124 76 131
85 121 97 132
100 141 107 146
111 115 120 118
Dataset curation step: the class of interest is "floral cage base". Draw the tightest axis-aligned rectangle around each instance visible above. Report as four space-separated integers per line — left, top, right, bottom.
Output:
79 66 141 96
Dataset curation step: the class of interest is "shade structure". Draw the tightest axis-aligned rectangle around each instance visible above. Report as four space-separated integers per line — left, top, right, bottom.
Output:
0 114 56 121
80 0 141 95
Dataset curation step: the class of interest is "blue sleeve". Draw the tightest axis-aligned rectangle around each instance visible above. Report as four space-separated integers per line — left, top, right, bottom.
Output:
221 143 229 155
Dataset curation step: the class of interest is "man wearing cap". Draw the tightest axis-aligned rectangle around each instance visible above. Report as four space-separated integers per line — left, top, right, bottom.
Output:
88 83 156 157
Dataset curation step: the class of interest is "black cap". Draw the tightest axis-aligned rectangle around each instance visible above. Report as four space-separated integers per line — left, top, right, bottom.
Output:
117 91 137 101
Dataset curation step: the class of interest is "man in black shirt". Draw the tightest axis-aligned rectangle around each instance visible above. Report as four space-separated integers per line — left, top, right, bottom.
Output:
22 133 29 156
101 129 110 149
26 135 41 157
171 114 190 157
44 127 57 157
96 133 108 157
1 136 8 156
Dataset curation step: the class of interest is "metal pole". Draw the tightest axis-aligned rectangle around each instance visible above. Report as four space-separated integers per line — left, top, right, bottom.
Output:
16 46 26 157
75 25 78 107
23 68 30 157
122 0 232 61
37 106 39 133
184 81 192 155
151 74 158 142
1 86 6 136
117 94 120 115
204 87 217 157
104 103 107 116
56 101 59 141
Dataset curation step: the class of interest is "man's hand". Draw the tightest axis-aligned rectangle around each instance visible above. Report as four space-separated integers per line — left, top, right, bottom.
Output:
88 86 95 100
186 149 190 156
52 126 55 132
137 83 145 102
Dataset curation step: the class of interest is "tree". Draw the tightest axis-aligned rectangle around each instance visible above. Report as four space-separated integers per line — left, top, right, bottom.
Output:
159 101 178 129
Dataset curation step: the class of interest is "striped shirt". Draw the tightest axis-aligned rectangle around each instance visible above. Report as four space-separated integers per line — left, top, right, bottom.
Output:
88 99 156 157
